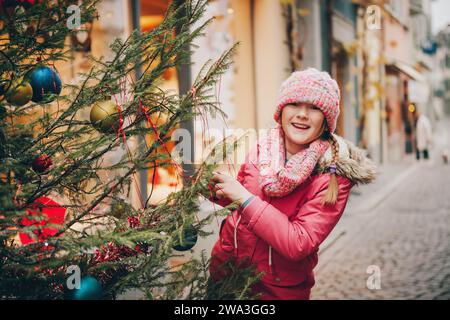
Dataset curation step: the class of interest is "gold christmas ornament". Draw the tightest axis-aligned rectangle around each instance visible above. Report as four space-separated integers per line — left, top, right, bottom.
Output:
90 100 120 134
5 78 33 106
110 199 132 219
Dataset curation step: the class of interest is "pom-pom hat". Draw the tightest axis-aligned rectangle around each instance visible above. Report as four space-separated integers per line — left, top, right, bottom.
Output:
274 68 341 133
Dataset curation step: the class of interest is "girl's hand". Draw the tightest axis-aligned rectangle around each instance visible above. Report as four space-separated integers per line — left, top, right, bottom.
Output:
211 172 253 205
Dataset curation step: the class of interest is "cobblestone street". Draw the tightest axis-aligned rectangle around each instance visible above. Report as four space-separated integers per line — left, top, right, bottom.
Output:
311 118 450 300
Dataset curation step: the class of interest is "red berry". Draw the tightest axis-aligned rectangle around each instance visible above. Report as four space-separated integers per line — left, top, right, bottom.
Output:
32 154 52 173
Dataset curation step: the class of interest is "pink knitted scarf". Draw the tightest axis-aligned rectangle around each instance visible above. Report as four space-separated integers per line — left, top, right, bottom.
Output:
258 125 330 197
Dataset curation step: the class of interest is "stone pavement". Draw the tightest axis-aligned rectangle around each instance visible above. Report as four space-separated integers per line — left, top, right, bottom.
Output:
311 159 450 300
311 118 450 300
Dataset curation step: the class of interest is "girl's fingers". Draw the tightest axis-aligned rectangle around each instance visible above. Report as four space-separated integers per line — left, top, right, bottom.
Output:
215 189 225 198
211 173 224 183
212 172 231 183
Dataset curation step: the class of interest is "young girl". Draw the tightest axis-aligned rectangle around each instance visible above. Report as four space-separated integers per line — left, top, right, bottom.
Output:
208 68 376 300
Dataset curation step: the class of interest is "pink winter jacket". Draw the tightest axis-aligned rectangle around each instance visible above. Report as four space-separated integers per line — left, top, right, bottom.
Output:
209 135 376 300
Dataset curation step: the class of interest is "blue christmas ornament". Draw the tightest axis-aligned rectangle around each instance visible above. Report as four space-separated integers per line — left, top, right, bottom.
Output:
172 224 198 251
28 65 62 103
72 276 103 300
422 41 438 55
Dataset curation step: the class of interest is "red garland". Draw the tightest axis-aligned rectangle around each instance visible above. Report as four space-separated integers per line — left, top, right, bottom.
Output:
127 216 140 229
93 242 137 263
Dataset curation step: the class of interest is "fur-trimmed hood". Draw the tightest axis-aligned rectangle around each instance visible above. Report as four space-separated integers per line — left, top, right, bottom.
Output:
315 134 377 185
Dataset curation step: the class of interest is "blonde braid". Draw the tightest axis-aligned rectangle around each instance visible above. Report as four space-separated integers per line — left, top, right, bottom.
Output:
322 134 339 205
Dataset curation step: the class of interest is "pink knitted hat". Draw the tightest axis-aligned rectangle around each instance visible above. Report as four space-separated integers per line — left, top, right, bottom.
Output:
274 68 341 133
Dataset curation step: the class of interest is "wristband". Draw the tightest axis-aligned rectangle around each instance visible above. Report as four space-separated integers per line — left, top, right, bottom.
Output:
240 195 255 210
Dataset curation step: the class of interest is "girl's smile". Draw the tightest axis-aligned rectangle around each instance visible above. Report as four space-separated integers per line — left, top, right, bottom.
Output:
291 122 311 130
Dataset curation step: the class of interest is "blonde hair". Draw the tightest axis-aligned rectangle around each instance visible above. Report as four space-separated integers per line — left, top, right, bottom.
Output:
321 128 339 205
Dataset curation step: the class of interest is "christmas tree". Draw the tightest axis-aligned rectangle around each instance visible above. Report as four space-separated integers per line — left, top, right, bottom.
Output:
0 0 259 299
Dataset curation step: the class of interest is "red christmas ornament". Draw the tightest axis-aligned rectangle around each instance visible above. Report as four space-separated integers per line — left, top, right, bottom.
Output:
32 154 52 173
19 196 66 246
